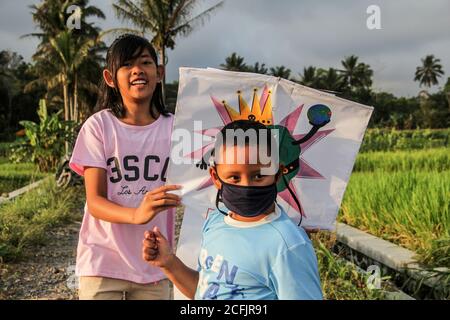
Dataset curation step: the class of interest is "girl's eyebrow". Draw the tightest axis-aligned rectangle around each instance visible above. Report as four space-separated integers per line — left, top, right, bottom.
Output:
127 54 151 61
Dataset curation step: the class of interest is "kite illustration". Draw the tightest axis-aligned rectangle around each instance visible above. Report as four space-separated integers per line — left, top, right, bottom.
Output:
185 86 334 221
167 68 373 299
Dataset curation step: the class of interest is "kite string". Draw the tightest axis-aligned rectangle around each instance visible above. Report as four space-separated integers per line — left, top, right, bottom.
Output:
282 175 303 226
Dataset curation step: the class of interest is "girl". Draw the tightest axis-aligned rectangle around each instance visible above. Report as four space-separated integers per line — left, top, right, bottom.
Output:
69 34 182 300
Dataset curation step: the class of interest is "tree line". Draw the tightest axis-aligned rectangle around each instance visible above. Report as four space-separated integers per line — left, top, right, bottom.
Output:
219 52 449 129
0 0 223 141
0 0 448 145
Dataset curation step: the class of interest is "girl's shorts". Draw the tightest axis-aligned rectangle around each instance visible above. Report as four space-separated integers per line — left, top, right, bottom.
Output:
78 276 170 300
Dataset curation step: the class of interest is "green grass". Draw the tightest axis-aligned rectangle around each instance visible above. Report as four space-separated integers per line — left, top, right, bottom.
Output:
0 142 13 158
354 148 450 172
341 149 450 268
0 179 85 262
0 157 48 194
361 128 449 152
313 234 385 300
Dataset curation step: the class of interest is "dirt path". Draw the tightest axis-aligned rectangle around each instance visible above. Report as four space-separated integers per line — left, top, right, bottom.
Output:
0 221 80 300
0 207 184 300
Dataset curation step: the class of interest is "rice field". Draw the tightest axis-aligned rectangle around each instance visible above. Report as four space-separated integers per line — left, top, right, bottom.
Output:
360 128 449 152
340 147 450 268
0 158 48 195
353 148 449 172
0 130 448 298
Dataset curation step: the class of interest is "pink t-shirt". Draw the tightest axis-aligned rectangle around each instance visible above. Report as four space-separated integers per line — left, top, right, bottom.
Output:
70 109 175 284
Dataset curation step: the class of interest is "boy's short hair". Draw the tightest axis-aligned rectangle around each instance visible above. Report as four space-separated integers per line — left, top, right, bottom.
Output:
212 120 279 171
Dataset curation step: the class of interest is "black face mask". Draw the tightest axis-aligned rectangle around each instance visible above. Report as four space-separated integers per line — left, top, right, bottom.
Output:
214 171 278 217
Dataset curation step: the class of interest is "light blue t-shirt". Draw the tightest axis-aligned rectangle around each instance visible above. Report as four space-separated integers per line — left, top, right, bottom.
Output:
194 204 323 300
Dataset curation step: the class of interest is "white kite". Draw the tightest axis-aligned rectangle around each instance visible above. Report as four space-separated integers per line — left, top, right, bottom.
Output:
166 67 373 299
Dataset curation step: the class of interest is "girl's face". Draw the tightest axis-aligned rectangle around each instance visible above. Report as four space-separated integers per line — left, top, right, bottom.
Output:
104 48 163 105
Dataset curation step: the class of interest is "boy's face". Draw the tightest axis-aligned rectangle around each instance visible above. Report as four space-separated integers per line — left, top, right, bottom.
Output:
210 144 278 188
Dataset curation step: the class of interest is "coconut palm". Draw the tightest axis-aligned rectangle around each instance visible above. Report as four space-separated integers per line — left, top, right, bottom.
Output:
357 62 374 89
25 0 106 122
317 68 345 93
26 0 104 41
220 52 248 71
414 55 445 88
248 62 268 75
298 66 319 88
340 55 359 88
340 55 373 90
113 0 224 89
270 66 291 80
49 30 97 122
26 0 104 66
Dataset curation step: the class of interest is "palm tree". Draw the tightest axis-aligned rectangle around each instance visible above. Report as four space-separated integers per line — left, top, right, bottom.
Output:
49 30 97 122
317 68 345 93
339 55 373 91
25 0 106 122
357 63 374 89
340 55 359 88
113 0 224 89
414 55 445 88
26 0 104 41
270 66 291 80
298 66 319 88
248 62 268 75
220 53 248 71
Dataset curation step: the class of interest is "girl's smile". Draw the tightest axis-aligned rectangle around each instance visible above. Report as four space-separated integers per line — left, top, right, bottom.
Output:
130 78 149 87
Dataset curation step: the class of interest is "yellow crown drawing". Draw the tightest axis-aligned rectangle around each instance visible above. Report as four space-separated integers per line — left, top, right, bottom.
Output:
222 88 274 124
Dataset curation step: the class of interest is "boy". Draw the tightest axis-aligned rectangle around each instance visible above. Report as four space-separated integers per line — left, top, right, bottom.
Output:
142 120 322 300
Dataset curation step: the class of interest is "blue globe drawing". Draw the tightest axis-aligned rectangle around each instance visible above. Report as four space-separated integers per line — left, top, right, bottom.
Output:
307 104 332 126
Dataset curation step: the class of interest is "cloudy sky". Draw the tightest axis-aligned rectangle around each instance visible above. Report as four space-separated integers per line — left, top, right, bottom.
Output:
0 0 449 97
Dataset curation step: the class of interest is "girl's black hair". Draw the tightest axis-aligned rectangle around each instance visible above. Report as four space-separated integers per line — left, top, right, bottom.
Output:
95 34 169 118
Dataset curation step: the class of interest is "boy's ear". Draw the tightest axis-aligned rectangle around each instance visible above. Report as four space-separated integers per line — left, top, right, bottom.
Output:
103 69 115 88
275 165 284 183
157 65 165 83
209 167 222 190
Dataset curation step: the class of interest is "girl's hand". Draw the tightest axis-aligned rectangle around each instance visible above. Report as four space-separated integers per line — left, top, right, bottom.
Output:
142 226 174 269
132 185 182 225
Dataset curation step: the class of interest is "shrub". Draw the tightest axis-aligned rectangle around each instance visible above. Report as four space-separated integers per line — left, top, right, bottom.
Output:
9 99 77 172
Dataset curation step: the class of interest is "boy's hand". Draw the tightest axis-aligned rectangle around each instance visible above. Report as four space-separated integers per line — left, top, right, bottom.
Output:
142 226 175 269
133 185 182 225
